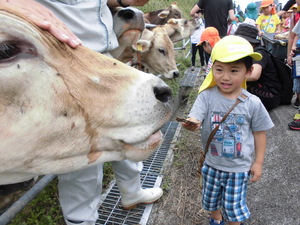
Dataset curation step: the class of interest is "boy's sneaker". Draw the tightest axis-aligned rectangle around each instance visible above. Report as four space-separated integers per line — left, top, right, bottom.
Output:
294 98 300 109
191 66 195 71
288 119 300 130
294 112 300 120
209 218 225 225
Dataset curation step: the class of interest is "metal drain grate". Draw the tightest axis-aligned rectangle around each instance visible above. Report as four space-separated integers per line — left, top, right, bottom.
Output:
97 121 180 225
180 68 200 87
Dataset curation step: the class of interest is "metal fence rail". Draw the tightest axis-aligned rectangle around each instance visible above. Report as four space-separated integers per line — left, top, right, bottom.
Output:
0 174 56 225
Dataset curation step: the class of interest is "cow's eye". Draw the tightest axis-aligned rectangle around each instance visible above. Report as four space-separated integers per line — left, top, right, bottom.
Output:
158 48 166 56
0 42 21 61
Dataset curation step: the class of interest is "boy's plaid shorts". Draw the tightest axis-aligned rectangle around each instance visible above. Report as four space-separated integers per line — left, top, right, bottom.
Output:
201 163 251 222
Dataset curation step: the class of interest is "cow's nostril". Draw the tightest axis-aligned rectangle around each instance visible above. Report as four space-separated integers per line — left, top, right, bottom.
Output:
173 71 179 78
118 9 135 20
154 85 172 103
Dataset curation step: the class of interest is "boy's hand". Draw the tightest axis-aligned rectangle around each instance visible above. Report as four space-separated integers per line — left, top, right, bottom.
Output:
176 117 201 131
250 162 263 182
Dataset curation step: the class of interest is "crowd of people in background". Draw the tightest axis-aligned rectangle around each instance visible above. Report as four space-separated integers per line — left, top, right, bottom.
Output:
189 0 300 131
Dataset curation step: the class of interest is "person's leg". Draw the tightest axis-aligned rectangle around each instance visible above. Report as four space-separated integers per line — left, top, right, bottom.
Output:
111 160 163 209
191 43 197 70
58 164 104 225
205 51 210 65
198 45 205 67
223 171 250 225
293 78 300 108
201 164 224 225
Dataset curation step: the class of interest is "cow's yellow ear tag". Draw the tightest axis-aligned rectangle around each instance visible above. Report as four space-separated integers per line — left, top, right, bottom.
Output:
137 43 143 51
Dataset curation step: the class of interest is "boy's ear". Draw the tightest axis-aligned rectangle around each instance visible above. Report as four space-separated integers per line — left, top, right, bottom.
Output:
245 65 254 78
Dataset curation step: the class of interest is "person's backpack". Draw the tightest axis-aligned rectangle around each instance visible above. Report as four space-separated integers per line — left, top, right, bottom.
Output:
255 46 293 105
269 54 294 105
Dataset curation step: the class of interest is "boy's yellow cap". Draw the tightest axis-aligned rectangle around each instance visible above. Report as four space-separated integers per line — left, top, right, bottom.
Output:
199 35 262 93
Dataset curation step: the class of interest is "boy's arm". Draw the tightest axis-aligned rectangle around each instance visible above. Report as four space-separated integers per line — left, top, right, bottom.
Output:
275 24 281 33
256 23 263 36
250 131 267 182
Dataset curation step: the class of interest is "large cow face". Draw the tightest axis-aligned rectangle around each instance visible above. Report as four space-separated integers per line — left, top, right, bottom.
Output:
0 8 172 185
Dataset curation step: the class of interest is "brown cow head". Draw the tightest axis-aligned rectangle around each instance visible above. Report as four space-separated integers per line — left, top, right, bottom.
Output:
131 27 179 79
0 7 172 185
144 2 182 25
164 18 200 43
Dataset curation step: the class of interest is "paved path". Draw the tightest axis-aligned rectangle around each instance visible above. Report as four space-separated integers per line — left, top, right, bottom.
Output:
246 102 299 225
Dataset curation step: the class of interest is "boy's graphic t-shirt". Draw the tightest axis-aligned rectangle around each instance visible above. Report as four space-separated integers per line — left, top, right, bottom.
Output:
188 86 274 173
210 112 245 158
256 14 281 33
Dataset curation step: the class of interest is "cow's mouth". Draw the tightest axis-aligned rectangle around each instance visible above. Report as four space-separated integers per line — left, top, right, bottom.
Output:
120 129 162 161
122 130 162 150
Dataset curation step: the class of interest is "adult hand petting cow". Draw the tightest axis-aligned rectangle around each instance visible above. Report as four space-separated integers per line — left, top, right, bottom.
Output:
0 0 150 49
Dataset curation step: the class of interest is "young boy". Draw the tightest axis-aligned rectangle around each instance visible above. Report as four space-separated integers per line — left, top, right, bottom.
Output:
182 36 274 225
256 0 281 36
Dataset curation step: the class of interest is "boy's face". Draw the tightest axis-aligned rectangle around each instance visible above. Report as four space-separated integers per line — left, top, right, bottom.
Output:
203 41 212 54
261 5 272 15
213 60 252 97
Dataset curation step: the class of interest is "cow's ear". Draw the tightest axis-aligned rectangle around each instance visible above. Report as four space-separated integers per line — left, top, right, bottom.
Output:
132 40 151 53
158 10 170 19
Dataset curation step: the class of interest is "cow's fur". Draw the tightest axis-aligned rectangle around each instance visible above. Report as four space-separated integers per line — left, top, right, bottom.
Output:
0 7 172 185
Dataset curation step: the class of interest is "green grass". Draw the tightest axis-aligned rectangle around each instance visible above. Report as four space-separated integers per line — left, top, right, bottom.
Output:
6 1 196 224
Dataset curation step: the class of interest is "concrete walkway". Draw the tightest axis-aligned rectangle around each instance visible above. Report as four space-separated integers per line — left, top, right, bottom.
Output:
245 102 300 225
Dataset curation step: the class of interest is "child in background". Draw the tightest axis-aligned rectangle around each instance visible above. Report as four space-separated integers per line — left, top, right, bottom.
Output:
181 36 274 225
190 10 207 71
256 0 281 36
196 27 221 77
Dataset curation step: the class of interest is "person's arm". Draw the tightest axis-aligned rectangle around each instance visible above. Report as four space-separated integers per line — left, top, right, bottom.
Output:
228 9 235 21
250 130 267 182
277 0 295 16
287 15 297 65
291 35 300 55
190 4 201 18
247 64 262 81
275 24 281 33
0 0 82 48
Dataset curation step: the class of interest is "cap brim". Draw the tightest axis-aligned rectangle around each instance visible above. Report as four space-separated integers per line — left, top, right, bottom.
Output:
236 34 261 44
196 41 204 46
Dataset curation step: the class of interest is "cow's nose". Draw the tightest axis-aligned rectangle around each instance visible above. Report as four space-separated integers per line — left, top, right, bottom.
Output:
118 8 135 20
154 85 172 103
173 71 179 78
